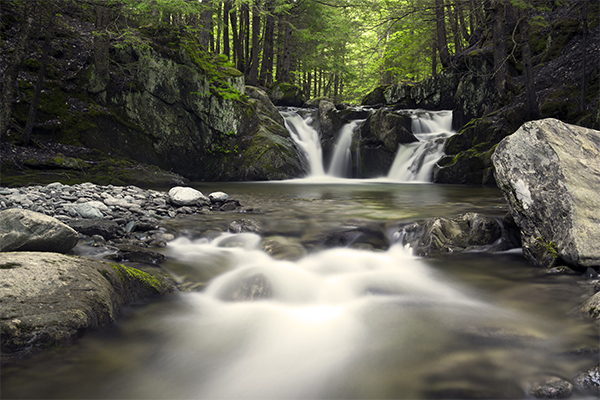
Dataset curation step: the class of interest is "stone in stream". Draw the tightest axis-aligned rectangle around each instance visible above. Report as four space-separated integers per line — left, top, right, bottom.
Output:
492 118 600 269
0 252 174 361
0 209 78 253
219 273 273 302
168 186 210 207
524 375 573 399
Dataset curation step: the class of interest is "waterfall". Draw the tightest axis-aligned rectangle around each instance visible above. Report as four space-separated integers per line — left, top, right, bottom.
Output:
387 110 454 183
281 108 454 183
281 110 326 176
327 119 364 178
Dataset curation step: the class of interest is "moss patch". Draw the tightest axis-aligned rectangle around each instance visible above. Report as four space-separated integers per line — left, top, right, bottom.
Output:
110 263 169 295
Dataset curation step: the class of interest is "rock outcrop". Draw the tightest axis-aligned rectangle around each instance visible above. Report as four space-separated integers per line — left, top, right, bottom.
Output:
268 82 305 107
0 209 78 253
492 118 600 269
0 252 174 361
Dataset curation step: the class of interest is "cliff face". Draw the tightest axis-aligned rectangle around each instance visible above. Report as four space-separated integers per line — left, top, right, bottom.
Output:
1 7 304 183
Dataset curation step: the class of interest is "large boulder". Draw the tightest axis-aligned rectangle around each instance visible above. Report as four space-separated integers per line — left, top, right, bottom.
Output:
0 252 175 361
268 82 305 107
492 119 600 269
0 209 78 253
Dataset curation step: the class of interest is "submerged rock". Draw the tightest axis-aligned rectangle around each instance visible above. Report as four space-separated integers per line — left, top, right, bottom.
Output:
0 209 78 253
492 118 600 269
525 375 573 399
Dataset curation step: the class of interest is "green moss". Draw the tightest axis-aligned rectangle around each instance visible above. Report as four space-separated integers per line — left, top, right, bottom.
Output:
0 262 21 269
110 263 167 294
534 237 558 259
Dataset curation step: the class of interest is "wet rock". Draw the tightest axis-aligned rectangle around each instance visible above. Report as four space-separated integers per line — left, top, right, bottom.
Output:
0 209 78 253
525 375 573 399
168 186 210 207
261 236 307 261
108 244 166 264
399 213 506 257
492 119 600 269
268 82 305 107
0 252 174 361
229 218 263 234
220 273 273 302
572 364 600 393
67 219 120 241
576 291 600 319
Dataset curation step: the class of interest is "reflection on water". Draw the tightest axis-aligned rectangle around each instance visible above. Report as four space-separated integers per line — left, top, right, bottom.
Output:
2 183 598 399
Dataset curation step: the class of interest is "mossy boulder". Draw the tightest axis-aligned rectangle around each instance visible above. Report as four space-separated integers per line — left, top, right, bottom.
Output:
0 252 175 361
268 82 305 107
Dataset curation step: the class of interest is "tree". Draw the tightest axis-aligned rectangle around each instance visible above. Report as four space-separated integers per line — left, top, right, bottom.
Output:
0 1 37 138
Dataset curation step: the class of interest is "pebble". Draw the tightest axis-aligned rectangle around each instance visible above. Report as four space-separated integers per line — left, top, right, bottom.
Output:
0 182 243 247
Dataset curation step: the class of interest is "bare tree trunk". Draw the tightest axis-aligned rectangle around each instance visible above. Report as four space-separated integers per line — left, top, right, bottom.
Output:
241 3 250 71
92 2 111 95
23 3 56 146
248 3 261 85
280 14 292 83
259 1 275 86
0 2 37 138
431 41 438 77
491 1 507 96
435 0 451 68
580 0 588 112
199 1 213 51
223 1 231 59
215 2 221 54
520 16 539 120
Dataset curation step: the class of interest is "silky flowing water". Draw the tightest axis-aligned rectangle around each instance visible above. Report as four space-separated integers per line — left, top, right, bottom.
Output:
2 181 598 399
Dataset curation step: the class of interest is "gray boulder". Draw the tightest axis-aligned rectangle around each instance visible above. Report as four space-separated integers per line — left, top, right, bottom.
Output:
0 252 174 361
0 209 78 253
268 82 305 107
492 119 600 269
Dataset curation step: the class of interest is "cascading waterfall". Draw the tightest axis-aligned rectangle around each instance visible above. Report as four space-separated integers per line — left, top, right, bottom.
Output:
281 108 454 182
387 110 455 182
327 119 365 178
281 110 326 176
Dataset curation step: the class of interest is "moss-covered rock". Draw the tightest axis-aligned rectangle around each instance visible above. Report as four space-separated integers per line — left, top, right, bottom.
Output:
268 82 305 107
0 252 175 362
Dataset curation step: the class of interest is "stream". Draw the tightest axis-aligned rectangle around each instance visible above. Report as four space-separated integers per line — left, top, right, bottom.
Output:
3 110 599 399
2 181 598 399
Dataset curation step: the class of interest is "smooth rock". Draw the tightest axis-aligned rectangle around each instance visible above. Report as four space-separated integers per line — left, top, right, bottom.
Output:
492 119 600 268
168 186 209 207
525 375 573 399
0 209 78 253
0 252 174 361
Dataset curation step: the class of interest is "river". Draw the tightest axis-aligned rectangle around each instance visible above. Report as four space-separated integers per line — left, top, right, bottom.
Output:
2 181 598 399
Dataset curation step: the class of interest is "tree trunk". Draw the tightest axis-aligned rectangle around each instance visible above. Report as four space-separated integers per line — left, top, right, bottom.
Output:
447 2 461 53
229 5 242 69
491 1 507 96
92 2 111 94
199 1 213 51
248 4 261 86
435 0 451 68
23 3 56 146
259 1 275 87
223 1 231 59
580 0 588 112
0 2 37 138
280 15 292 83
215 2 221 54
241 3 250 71
520 16 539 120
431 42 438 77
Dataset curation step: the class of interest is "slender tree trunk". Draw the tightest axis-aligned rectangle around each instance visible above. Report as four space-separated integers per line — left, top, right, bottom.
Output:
259 1 275 86
520 16 539 120
199 1 213 51
92 2 111 95
435 0 451 68
223 1 231 59
215 2 221 54
431 42 438 77
248 3 261 86
23 3 56 146
580 0 588 112
0 2 37 138
447 2 461 53
229 6 242 70
457 0 470 43
241 3 250 70
491 0 507 96
280 15 292 83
